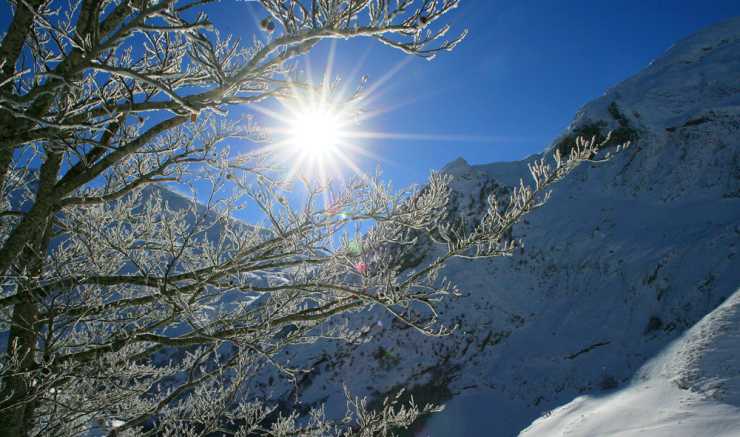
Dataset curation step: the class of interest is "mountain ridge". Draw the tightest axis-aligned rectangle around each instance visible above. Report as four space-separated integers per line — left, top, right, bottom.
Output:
238 17 740 436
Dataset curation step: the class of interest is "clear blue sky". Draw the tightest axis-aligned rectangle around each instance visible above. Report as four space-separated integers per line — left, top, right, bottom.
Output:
2 1 739 192
204 0 740 189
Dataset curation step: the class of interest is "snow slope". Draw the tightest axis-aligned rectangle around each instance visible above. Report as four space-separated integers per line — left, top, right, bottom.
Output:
520 289 740 437
243 17 740 436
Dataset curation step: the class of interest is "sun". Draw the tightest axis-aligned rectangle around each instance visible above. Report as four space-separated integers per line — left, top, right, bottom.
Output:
288 104 344 157
263 92 368 183
249 40 492 186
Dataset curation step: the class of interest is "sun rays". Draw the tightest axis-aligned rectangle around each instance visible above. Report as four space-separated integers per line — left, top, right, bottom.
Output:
253 85 366 187
246 39 499 211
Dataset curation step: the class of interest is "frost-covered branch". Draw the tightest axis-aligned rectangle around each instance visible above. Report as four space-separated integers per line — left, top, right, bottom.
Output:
0 1 628 435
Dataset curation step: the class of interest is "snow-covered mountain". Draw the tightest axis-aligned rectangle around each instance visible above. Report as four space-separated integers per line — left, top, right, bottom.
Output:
247 16 740 436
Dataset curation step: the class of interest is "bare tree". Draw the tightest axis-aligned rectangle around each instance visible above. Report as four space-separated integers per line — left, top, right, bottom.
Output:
0 1 625 435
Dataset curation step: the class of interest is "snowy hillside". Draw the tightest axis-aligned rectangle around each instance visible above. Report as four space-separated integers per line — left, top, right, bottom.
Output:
242 17 740 436
520 290 740 437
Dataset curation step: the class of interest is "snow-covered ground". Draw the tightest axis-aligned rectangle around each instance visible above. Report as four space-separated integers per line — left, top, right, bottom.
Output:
246 16 740 437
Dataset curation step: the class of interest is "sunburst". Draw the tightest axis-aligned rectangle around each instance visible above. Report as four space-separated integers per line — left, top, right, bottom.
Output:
255 82 369 189
250 41 499 198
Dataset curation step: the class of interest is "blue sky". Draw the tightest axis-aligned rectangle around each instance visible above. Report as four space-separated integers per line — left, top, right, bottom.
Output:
2 1 739 193
202 0 740 190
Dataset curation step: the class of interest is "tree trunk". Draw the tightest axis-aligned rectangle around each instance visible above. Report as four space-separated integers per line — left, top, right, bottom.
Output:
0 299 40 437
0 216 53 436
0 154 59 436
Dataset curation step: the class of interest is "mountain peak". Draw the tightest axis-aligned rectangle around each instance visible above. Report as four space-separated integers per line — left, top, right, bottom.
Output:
440 156 473 177
558 16 740 142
